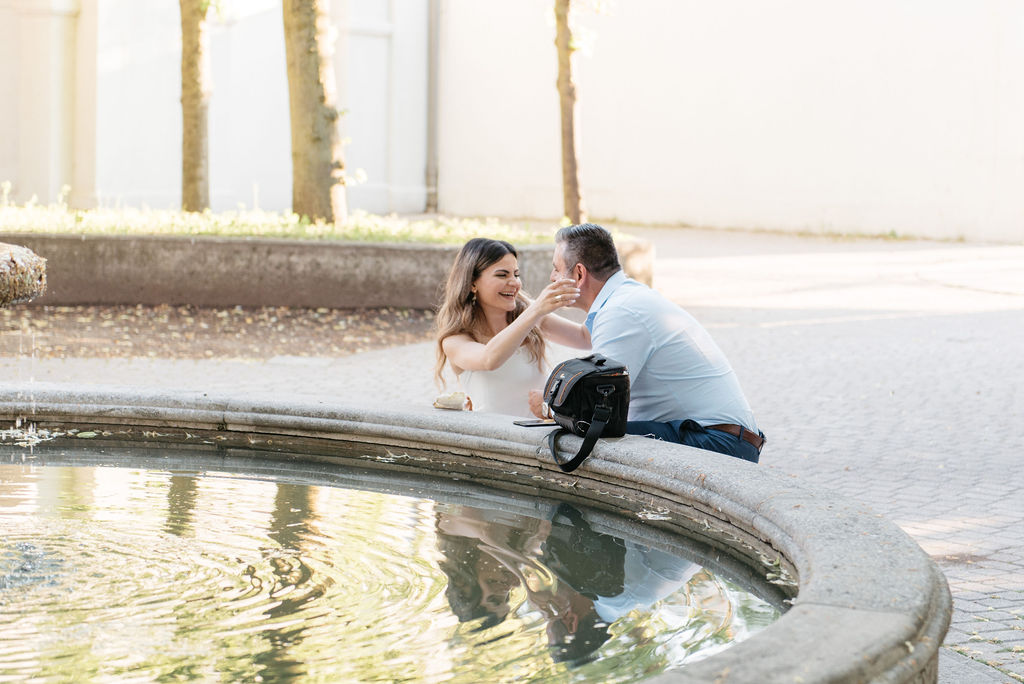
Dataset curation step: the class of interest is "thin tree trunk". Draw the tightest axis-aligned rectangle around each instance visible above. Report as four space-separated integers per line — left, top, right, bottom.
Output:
282 0 347 223
555 0 584 225
180 0 211 212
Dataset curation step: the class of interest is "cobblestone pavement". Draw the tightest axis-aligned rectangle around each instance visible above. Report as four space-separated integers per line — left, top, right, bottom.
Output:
645 229 1024 684
2 227 1023 682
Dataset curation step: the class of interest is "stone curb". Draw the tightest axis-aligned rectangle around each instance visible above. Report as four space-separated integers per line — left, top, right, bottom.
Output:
0 383 951 683
0 234 653 309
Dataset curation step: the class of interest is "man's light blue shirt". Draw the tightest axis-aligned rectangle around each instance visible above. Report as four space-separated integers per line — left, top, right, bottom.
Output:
586 271 758 431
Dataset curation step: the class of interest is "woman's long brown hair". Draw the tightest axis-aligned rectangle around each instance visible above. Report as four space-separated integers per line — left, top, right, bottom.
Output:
434 238 546 387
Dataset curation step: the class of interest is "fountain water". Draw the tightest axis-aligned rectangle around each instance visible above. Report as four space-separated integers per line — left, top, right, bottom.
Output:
0 443 781 681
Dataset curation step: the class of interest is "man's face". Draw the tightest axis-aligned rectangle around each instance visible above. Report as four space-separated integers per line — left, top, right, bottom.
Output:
551 242 578 283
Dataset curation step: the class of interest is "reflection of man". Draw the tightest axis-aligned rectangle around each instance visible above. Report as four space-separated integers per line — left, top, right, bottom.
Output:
542 542 700 667
544 590 610 665
433 502 699 668
540 504 699 665
591 542 700 625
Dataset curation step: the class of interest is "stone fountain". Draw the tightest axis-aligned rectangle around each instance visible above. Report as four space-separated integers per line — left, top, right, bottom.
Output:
0 237 952 682
0 242 46 307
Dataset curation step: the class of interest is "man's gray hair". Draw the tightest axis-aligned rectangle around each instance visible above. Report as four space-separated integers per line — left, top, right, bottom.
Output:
554 223 621 281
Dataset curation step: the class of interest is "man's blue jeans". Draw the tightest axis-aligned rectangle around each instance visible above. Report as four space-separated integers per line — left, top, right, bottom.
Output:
625 419 762 464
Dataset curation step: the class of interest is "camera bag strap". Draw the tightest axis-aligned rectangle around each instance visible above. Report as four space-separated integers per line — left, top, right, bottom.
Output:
547 402 612 473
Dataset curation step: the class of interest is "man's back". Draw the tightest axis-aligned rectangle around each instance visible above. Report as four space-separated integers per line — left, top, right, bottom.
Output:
589 274 758 431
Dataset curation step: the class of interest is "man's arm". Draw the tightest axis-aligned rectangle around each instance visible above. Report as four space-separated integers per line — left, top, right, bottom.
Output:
539 313 591 349
590 306 652 380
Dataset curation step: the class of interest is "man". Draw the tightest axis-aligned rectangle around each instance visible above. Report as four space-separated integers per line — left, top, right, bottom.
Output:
551 223 764 463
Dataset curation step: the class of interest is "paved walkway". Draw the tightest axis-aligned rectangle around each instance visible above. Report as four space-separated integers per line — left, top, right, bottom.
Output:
3 227 1023 682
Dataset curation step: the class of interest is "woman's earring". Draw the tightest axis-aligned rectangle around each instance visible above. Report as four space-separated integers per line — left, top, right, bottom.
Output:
470 290 477 306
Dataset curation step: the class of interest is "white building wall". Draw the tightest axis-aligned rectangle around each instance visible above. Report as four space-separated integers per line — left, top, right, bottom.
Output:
437 0 562 221
342 0 430 214
0 0 429 214
1 0 79 204
0 2 20 192
2 1 1022 241
93 0 181 207
70 0 96 209
208 0 291 211
437 0 1024 242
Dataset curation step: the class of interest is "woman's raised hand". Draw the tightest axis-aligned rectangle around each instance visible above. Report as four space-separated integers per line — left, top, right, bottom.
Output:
530 278 580 315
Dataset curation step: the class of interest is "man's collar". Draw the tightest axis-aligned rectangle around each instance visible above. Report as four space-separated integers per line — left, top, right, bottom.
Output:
584 270 626 331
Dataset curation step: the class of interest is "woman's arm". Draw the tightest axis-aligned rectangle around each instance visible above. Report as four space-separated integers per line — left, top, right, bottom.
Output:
443 279 579 372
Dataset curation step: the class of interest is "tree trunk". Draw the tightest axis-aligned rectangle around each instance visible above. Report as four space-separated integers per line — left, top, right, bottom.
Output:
282 0 347 223
180 0 211 212
555 0 584 225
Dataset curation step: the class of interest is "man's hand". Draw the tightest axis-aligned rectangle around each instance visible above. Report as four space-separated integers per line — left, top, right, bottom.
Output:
528 389 546 418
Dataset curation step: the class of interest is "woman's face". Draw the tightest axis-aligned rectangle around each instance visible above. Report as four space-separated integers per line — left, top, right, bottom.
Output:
473 253 521 313
476 555 516 619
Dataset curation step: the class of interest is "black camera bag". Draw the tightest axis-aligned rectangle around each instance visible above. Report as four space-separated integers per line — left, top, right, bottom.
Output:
543 354 629 473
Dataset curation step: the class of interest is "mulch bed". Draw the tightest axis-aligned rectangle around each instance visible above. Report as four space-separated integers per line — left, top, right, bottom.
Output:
0 304 436 360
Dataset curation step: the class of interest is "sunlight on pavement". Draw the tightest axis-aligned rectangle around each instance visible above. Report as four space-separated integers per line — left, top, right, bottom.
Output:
654 245 1024 314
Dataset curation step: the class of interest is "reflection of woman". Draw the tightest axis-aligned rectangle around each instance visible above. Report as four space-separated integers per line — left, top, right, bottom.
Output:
434 526 516 630
434 238 589 418
437 502 620 665
434 506 548 630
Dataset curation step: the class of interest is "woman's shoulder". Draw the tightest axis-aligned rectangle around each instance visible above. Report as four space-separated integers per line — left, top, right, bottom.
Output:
441 331 478 349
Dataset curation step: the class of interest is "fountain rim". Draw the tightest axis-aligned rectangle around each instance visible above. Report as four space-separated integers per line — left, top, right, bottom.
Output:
0 383 950 684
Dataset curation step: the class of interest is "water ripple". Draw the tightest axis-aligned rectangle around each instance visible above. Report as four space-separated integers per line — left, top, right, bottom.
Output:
0 459 778 682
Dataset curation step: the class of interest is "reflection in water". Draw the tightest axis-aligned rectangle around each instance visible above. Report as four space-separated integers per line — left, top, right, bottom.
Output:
250 483 319 681
436 502 704 673
164 474 198 537
435 528 517 630
0 454 779 682
55 465 94 520
540 503 630 665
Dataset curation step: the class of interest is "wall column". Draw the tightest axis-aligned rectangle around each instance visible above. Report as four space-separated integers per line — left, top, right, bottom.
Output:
15 0 80 204
70 0 96 208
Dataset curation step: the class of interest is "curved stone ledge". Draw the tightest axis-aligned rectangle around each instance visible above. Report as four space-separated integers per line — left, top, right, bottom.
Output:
0 233 652 309
0 384 950 683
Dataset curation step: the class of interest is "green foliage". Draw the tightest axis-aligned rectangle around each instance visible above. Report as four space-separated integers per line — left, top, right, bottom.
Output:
0 196 560 247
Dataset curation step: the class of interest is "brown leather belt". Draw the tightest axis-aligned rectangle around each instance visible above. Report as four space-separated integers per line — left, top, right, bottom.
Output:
707 424 765 452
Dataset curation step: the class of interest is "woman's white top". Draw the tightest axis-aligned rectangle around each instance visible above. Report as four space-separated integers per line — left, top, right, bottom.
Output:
460 346 547 418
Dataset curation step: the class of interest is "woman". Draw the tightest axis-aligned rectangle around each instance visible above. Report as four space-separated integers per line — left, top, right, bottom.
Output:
435 238 590 417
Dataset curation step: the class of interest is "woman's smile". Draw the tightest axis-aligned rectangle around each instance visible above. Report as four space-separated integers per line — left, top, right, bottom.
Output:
475 253 522 310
